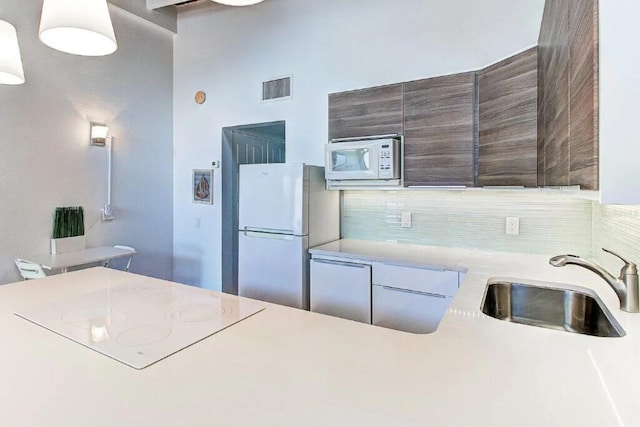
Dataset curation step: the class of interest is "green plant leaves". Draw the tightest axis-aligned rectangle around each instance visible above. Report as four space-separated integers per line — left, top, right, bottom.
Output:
52 206 84 239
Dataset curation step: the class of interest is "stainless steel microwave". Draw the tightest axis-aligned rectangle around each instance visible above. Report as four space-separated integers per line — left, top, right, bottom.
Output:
325 135 403 188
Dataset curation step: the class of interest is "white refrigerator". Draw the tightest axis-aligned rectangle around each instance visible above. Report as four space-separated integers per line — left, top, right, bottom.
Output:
238 163 340 310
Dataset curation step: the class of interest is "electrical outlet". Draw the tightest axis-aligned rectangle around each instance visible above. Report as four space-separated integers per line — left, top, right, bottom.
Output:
196 217 201 228
401 212 412 228
211 161 220 169
506 217 520 235
101 205 115 221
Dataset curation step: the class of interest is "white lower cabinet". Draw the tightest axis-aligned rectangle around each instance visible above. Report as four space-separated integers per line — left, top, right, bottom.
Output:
310 256 459 333
372 263 458 334
372 285 452 334
310 258 372 323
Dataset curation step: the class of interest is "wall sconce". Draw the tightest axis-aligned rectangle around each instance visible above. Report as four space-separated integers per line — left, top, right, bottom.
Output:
39 0 117 56
90 123 109 146
0 19 25 85
90 122 115 221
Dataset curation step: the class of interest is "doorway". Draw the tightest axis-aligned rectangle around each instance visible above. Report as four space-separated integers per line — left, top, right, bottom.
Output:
221 121 286 295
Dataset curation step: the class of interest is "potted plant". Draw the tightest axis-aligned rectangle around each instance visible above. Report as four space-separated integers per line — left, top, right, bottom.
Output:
50 206 86 254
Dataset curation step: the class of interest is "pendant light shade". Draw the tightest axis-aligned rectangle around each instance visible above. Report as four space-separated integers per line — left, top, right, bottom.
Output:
39 0 117 56
213 0 265 6
0 20 25 85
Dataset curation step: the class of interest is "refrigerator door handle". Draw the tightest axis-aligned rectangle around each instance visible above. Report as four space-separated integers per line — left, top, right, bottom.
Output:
243 230 295 240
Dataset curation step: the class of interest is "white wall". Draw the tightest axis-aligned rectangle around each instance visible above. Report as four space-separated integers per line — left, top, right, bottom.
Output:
599 0 640 205
173 0 545 289
0 0 174 283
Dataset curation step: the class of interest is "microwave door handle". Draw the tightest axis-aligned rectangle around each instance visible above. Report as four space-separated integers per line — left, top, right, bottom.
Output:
367 147 379 178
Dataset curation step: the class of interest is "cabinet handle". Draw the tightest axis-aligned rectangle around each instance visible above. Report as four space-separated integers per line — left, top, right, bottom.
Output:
381 263 445 272
380 286 446 299
313 258 368 269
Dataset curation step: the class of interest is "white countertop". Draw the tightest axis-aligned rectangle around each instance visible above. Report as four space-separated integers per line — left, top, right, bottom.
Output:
2 241 640 426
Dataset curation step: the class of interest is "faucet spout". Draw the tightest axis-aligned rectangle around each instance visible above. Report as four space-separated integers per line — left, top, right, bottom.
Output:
549 254 626 300
549 250 639 313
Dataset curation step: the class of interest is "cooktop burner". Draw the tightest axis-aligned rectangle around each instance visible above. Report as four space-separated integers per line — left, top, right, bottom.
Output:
15 281 264 369
61 306 129 330
166 303 227 324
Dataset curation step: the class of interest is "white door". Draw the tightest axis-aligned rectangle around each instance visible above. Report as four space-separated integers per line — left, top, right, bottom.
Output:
310 258 371 324
238 231 309 309
239 163 307 236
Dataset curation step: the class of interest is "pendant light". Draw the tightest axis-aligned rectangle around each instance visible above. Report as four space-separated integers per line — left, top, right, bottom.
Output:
213 0 265 6
0 20 25 85
39 0 117 56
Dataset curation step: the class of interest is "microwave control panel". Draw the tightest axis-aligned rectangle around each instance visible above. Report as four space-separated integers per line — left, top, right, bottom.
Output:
378 143 395 179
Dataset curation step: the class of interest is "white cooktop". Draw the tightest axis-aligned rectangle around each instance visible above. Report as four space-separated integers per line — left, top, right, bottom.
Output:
15 281 264 369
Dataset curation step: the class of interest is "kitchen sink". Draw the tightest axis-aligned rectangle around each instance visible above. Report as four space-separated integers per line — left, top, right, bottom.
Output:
480 280 625 338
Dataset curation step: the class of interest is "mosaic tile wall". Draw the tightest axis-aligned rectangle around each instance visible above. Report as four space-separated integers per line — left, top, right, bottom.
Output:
593 204 640 272
341 190 594 256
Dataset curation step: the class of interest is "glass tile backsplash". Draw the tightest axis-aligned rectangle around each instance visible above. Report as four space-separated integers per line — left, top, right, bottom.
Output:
342 190 594 256
593 204 640 272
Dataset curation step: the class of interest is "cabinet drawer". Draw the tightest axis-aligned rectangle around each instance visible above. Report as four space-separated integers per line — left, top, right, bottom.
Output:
372 263 458 296
310 258 372 324
372 285 452 334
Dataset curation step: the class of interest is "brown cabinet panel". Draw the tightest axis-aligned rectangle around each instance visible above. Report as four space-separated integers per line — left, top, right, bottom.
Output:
569 0 599 189
403 72 475 187
328 84 403 140
537 51 546 185
542 0 570 186
478 47 538 187
538 0 599 190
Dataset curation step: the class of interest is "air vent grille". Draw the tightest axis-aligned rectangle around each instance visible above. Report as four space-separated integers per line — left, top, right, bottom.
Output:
262 76 292 102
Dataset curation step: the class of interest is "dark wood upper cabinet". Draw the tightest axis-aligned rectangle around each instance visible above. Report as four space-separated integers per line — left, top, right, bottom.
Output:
327 1 599 190
539 0 570 186
478 47 538 187
568 0 599 189
403 72 476 187
328 84 404 140
538 0 599 189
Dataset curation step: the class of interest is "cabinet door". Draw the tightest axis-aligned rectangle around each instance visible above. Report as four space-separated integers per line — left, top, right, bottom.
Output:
478 47 538 187
539 0 570 187
328 84 403 140
310 258 372 324
568 0 598 190
403 72 475 187
538 0 598 190
373 285 452 334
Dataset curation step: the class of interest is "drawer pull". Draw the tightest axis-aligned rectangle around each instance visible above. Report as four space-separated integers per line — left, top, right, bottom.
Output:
380 286 446 299
313 258 368 269
381 262 445 272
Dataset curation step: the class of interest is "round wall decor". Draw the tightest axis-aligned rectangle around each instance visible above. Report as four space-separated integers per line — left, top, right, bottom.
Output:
195 91 206 104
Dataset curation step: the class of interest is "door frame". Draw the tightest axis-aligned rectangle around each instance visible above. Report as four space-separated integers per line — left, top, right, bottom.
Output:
221 121 285 295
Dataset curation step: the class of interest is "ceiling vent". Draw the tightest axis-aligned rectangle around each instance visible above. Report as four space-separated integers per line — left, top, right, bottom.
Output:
262 75 292 102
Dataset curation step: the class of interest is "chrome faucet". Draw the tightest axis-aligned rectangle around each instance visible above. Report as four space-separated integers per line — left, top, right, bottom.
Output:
549 249 639 313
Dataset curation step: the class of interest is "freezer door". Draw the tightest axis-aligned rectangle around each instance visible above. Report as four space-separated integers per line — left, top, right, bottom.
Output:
238 231 309 310
239 163 308 236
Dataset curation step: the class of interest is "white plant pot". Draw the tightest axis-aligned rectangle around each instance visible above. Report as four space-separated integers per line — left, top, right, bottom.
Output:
50 235 86 255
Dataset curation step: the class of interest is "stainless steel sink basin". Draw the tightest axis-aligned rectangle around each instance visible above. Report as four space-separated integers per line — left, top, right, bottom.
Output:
481 280 625 338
